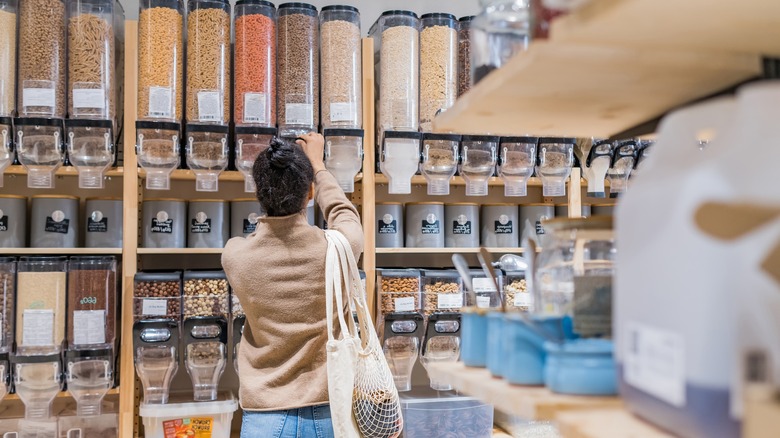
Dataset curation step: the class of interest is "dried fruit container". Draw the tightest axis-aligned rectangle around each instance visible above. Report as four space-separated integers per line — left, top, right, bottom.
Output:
498 136 537 197
320 5 361 129
502 270 531 311
378 269 421 317
186 0 230 125
133 271 182 322
137 0 184 122
14 118 65 189
185 125 229 192
420 133 459 196
235 126 276 192
460 135 499 196
276 2 318 137
469 269 502 309
380 130 421 195
419 13 457 131
135 121 181 190
0 0 16 118
233 0 276 127
16 256 68 355
67 256 117 350
183 270 229 319
323 128 363 193
374 10 419 132
536 137 575 197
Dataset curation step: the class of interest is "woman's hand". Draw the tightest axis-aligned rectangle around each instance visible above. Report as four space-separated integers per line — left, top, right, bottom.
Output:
296 132 327 173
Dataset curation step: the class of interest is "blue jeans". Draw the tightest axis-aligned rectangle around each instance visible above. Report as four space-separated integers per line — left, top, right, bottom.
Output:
241 404 335 438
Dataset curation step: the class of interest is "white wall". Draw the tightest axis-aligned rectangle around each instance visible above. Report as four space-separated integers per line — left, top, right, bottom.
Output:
120 0 480 30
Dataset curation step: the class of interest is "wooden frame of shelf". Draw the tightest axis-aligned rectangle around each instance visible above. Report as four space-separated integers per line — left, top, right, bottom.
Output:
0 248 122 255
375 247 523 254
4 165 125 178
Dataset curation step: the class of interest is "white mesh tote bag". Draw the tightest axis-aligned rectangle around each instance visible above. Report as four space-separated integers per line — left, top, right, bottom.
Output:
325 229 403 438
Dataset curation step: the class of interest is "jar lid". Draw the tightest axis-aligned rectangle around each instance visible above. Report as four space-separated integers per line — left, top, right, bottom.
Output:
446 202 479 207
522 203 554 207
381 10 418 18
86 197 122 201
422 269 461 278
69 255 117 266
379 268 421 276
406 202 444 206
459 15 475 22
231 198 260 203
421 12 456 21
423 133 461 142
31 194 79 200
542 215 613 231
539 137 576 144
65 119 113 129
482 203 517 207
321 4 357 13
134 271 182 282
144 198 186 202
500 136 538 144
0 195 26 199
183 269 227 280
323 128 364 138
14 117 64 127
19 255 68 262
235 0 274 7
189 199 228 203
462 135 500 143
279 2 316 11
136 121 181 132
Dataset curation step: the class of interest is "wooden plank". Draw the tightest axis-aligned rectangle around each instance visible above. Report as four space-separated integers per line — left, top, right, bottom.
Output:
568 168 582 218
433 41 760 137
0 248 122 255
557 408 673 438
361 37 378 319
376 247 524 254
4 165 124 177
552 0 780 57
139 169 362 182
137 248 223 255
744 384 780 438
428 362 622 421
374 174 543 187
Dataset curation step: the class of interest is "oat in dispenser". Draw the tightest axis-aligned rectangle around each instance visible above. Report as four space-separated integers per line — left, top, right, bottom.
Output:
133 319 179 404
15 119 65 189
498 136 537 197
421 133 460 195
183 316 228 401
0 118 12 187
419 13 457 131
185 125 229 192
607 140 638 197
583 139 613 198
420 313 461 391
536 137 575 197
380 131 421 195
136 121 181 190
235 127 276 193
460 135 498 196
323 128 364 193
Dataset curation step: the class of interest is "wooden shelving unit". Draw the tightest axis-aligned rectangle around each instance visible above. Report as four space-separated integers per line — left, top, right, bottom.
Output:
2 388 121 402
137 248 223 255
0 248 122 255
375 247 523 254
138 169 363 183
4 165 125 178
556 408 674 438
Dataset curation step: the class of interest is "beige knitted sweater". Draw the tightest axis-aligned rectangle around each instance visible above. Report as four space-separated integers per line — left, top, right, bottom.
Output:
222 170 363 411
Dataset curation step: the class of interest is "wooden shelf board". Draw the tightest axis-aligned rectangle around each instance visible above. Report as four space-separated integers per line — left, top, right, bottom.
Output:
557 408 674 438
137 248 223 255
139 169 363 183
3 388 120 402
376 247 523 254
433 41 760 137
427 362 621 421
0 248 122 255
374 174 542 187
4 165 124 178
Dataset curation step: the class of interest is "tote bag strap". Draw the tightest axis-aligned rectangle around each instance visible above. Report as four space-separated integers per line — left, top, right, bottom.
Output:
325 231 354 342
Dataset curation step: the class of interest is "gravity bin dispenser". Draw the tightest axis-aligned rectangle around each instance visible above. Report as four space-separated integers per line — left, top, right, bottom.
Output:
183 316 228 401
498 136 537 197
12 354 63 437
133 319 180 404
14 118 65 189
583 139 613 198
382 312 424 392
135 121 181 191
185 124 229 192
235 126 276 193
607 140 639 197
420 313 461 391
421 133 460 196
323 128 364 193
65 120 115 189
379 130 422 195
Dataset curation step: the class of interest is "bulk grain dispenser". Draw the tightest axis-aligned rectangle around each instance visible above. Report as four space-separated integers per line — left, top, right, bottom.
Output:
583 139 613 198
536 137 575 197
498 136 537 197
233 0 276 128
235 127 276 193
421 133 460 196
420 270 463 391
65 0 124 189
323 128 363 193
460 135 499 197
320 5 361 130
379 131 421 195
135 0 184 190
607 139 639 197
0 258 14 402
0 0 15 187
419 13 457 132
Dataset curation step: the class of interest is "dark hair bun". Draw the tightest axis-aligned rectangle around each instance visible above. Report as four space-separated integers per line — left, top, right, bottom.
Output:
267 137 295 169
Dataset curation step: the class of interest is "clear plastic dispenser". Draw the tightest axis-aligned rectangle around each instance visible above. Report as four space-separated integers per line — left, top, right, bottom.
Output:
607 140 638 197
65 120 114 189
470 0 531 86
421 133 460 196
536 137 575 197
135 121 181 191
65 349 113 417
235 126 276 193
13 354 62 438
380 131 421 195
323 128 363 193
583 139 613 198
0 118 12 187
232 314 245 374
498 136 537 197
460 135 498 196
133 319 179 404
14 118 65 189
185 124 228 192
183 316 227 401
382 312 424 392
420 313 461 391
320 5 361 129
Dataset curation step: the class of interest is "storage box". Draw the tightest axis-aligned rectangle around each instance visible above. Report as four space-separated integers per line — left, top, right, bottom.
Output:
139 392 238 438
400 390 493 438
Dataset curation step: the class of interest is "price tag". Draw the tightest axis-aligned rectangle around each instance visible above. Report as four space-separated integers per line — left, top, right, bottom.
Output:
624 322 686 407
72 89 106 109
142 299 168 316
285 103 313 126
394 296 415 312
437 293 463 310
243 93 267 123
198 91 222 122
148 86 173 118
472 277 497 292
330 102 356 122
23 88 55 108
514 292 533 308
73 310 107 345
476 296 491 309
22 309 54 347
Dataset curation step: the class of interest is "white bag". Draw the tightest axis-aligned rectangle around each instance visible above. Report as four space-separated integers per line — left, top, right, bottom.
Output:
324 230 403 438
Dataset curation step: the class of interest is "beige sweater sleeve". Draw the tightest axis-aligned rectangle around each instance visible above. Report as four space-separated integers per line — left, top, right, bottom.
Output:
314 170 364 259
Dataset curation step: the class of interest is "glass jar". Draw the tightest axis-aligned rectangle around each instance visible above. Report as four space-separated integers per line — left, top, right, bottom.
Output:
65 119 115 189
470 0 531 86
0 258 15 357
457 16 473 97
135 121 181 191
186 0 230 125
419 13 457 131
133 271 182 322
498 136 537 197
0 118 12 185
0 0 17 117
607 140 638 197
421 133 460 196
380 130 421 195
532 216 615 338
536 137 575 197
584 139 612 198
235 126 276 192
460 135 499 196
67 256 117 350
277 2 318 137
17 0 66 118
234 0 275 127
320 5 361 129
376 10 420 132
16 256 67 355
185 125 229 192
324 128 363 193
137 0 184 122
15 118 65 189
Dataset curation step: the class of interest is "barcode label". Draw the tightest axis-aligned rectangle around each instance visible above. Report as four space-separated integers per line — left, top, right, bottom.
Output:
243 93 267 123
198 91 222 122
285 103 313 126
149 87 173 118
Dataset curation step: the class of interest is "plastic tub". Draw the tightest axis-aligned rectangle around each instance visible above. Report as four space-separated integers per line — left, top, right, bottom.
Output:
481 203 518 248
187 199 229 248
139 392 238 438
519 204 554 241
400 390 493 438
544 339 617 395
142 198 186 248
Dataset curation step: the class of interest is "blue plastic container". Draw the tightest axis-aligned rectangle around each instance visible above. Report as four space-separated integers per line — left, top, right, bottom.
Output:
544 339 617 395
503 314 546 385
486 312 505 377
461 310 488 367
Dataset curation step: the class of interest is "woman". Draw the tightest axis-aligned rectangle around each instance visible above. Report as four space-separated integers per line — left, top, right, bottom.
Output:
222 132 363 438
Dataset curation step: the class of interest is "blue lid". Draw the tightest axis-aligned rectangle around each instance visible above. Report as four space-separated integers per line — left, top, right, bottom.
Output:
544 338 613 355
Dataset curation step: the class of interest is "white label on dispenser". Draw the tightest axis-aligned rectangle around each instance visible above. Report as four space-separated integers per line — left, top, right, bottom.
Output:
243 93 267 123
394 297 415 312
437 293 463 310
148 86 173 118
73 310 106 345
22 309 54 347
285 103 313 126
624 322 686 407
472 277 497 292
142 299 168 316
23 88 56 108
476 296 491 309
72 89 106 109
330 103 356 122
514 292 533 308
198 91 222 122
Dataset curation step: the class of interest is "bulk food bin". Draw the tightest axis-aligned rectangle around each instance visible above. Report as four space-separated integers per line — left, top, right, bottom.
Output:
584 139 613 198
233 0 276 127
0 117 12 186
65 119 115 189
0 0 16 118
139 392 238 437
185 124 229 192
133 319 179 404
133 271 182 322
519 204 554 243
182 270 229 320
470 0 530 86
188 200 229 248
0 195 27 247
400 390 492 437
186 0 230 125
419 13 457 131
320 5 361 129
457 16 473 97
0 257 14 400
16 256 68 356
608 139 639 197
421 270 463 319
67 256 117 350
481 204 518 248
444 203 479 248
498 136 537 197
323 128 363 193
421 133 460 196
135 121 181 190
405 202 444 248
183 316 228 401
380 130 421 195
536 137 575 197
460 135 499 196
142 198 186 248
374 10 419 132
235 126 276 192
376 202 403 248
15 118 65 189
420 313 462 391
